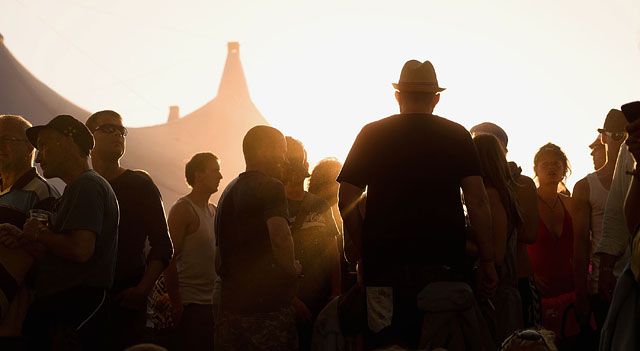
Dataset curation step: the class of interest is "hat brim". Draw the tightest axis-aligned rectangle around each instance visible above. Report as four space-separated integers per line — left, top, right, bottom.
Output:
25 125 52 149
392 83 445 93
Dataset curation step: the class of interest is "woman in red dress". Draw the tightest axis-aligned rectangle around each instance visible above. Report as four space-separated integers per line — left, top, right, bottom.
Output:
527 143 577 338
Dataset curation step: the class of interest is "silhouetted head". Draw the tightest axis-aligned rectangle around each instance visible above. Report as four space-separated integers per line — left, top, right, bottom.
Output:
86 110 127 161
242 125 287 181
393 60 443 114
27 115 93 180
283 136 310 185
185 152 222 193
598 109 628 163
0 114 34 173
533 143 571 184
308 157 342 206
470 122 508 152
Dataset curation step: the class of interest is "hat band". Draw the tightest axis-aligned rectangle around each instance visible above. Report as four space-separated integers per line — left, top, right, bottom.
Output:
397 81 439 86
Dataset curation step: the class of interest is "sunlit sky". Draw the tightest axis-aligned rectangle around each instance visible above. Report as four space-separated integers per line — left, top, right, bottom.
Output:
2 0 640 190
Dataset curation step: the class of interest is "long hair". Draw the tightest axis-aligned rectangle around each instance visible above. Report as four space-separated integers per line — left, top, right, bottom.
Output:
473 134 523 231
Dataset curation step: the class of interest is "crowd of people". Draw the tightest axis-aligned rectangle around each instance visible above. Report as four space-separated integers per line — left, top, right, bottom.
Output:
0 59 638 351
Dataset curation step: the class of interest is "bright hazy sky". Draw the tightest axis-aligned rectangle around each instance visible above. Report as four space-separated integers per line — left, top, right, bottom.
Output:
2 0 640 189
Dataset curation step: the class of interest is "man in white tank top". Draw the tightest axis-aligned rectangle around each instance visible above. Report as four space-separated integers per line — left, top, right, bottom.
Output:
164 152 221 351
572 109 627 329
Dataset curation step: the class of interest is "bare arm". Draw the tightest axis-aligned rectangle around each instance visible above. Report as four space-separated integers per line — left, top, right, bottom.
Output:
164 201 196 310
338 182 365 263
515 175 539 244
462 176 494 263
325 209 342 298
571 179 592 297
266 216 299 277
22 218 95 263
462 176 497 298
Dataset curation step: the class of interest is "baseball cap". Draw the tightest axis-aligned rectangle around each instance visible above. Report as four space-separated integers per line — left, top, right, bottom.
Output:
26 115 94 155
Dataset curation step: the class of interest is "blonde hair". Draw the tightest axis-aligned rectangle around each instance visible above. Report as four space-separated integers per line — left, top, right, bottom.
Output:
500 329 557 351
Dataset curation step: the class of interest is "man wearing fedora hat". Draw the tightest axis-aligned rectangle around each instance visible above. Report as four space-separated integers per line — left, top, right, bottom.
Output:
13 115 119 351
573 109 628 329
338 60 498 349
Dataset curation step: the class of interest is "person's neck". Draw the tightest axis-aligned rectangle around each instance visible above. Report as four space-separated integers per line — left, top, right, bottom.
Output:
285 181 305 201
60 159 91 185
537 183 559 200
188 187 213 208
400 105 434 114
0 164 32 191
91 156 125 181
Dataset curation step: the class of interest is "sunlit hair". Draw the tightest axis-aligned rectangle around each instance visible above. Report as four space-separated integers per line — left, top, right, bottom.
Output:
499 329 557 351
0 114 32 131
85 110 123 132
473 134 523 231
284 136 309 180
308 157 342 205
185 152 218 187
242 125 285 164
533 142 572 181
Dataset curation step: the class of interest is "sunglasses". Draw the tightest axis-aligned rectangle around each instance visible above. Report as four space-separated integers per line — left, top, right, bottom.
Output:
598 129 627 142
92 124 128 137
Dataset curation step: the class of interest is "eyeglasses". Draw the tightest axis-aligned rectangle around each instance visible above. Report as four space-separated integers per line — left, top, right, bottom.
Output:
92 124 128 137
0 136 28 144
598 129 627 142
499 330 553 351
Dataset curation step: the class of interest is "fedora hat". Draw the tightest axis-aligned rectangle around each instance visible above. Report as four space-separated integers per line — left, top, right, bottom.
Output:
392 60 445 93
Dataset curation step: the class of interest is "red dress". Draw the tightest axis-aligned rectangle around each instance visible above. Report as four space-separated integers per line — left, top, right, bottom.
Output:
527 201 575 299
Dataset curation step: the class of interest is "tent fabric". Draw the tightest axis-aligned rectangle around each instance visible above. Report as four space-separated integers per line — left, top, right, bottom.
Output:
1 38 268 207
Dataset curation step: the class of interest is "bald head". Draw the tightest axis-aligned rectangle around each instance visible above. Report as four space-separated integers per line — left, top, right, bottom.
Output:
243 125 287 180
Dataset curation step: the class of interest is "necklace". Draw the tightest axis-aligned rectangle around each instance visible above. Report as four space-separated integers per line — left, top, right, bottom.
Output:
538 194 559 210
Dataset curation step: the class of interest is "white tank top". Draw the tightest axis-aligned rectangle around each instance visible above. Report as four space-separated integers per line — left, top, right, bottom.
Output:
587 172 609 293
176 196 217 305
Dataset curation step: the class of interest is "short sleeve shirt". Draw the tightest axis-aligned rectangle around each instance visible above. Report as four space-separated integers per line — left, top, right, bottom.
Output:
337 114 482 286
215 171 297 313
34 170 119 298
288 192 339 314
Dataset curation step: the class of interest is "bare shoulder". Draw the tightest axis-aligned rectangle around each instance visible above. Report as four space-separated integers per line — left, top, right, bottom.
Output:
168 199 197 224
572 177 590 200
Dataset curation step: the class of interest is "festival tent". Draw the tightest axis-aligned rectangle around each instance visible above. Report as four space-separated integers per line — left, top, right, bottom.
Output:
0 35 268 207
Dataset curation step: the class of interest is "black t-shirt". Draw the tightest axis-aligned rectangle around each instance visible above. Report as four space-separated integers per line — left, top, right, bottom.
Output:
215 171 297 313
337 114 482 286
109 170 173 291
288 192 339 315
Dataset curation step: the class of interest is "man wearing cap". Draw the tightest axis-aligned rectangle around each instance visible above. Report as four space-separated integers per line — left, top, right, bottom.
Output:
283 136 340 351
573 109 628 330
85 110 172 350
470 122 541 328
338 60 498 349
17 115 119 351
